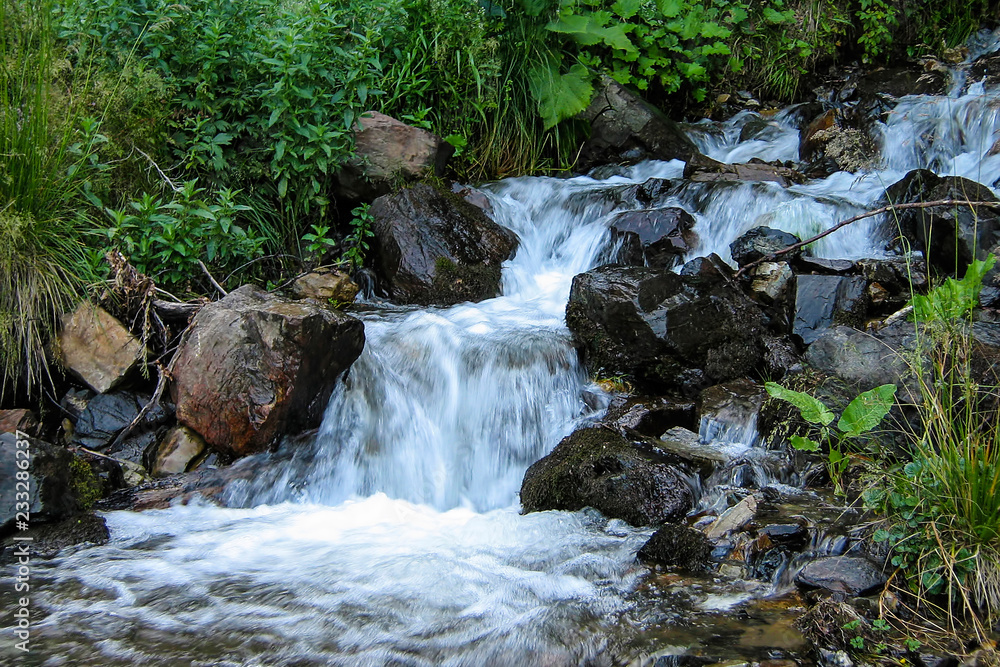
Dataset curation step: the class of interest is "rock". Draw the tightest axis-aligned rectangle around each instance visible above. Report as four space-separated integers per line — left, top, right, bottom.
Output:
705 494 758 540
577 76 700 171
684 154 804 187
602 395 697 436
60 388 92 421
799 110 837 162
759 523 809 549
334 111 454 199
171 285 365 458
797 257 855 274
370 184 519 305
291 271 359 304
565 257 767 394
698 379 765 445
796 556 887 595
0 409 38 436
966 52 1000 91
71 390 170 468
638 523 713 570
882 170 1000 275
520 427 693 526
56 303 145 394
762 335 802 380
152 426 207 476
450 183 495 217
805 323 916 394
652 426 731 475
730 227 802 267
609 207 698 269
1 433 80 529
748 261 794 304
856 66 947 100
792 275 869 345
0 512 109 561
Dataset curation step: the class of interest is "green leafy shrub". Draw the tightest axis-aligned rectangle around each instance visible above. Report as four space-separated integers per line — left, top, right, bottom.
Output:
104 181 263 289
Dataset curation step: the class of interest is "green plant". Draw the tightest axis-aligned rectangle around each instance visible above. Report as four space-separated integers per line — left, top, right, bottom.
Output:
301 224 337 261
765 381 897 493
1 0 107 397
340 203 375 270
104 181 262 289
855 0 897 62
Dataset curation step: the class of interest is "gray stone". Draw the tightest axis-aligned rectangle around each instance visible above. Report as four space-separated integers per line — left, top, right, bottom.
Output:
730 227 802 267
705 494 758 540
804 324 914 393
71 391 170 467
0 433 79 530
796 556 887 595
748 261 794 304
793 275 868 344
609 207 698 269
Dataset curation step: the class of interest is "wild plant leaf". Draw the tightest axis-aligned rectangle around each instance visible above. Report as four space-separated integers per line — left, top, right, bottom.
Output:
911 255 997 322
528 61 594 130
838 384 897 437
611 0 640 19
546 15 604 46
657 0 683 18
790 435 820 452
765 382 835 426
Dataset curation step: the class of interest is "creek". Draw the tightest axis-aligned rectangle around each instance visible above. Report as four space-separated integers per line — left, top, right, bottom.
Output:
14 37 1000 667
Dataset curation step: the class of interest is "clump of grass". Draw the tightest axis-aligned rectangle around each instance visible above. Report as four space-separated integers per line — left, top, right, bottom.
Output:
1 0 103 397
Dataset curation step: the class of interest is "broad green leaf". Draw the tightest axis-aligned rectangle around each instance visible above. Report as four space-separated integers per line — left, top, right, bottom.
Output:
600 24 636 52
700 21 730 39
611 0 640 19
790 435 820 452
547 15 604 46
765 382 835 426
762 7 791 23
658 0 683 18
838 384 897 437
528 61 594 130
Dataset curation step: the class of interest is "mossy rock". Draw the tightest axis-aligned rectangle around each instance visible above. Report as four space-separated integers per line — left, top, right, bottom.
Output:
637 523 713 571
520 427 693 527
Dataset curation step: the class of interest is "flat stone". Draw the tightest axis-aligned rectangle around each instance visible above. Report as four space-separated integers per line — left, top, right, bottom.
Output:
796 555 887 596
793 275 868 345
797 257 855 274
57 304 144 393
652 426 730 475
152 426 207 476
291 272 359 304
706 494 758 540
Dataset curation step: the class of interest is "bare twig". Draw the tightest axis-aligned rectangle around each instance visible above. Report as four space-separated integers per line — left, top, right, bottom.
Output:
198 260 228 297
734 199 1000 279
134 146 182 193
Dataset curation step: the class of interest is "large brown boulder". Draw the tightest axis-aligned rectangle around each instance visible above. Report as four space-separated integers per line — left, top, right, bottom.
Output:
520 427 693 526
170 286 365 458
335 111 454 199
370 184 519 305
565 255 768 394
577 76 700 171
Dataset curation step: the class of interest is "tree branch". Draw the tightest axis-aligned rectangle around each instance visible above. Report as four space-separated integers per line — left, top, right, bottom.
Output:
733 199 1000 279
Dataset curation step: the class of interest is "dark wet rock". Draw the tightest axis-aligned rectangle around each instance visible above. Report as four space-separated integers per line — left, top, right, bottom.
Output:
609 207 698 268
804 324 914 393
799 109 837 162
520 427 693 526
796 556 887 596
792 275 869 345
450 182 495 218
335 111 453 200
602 395 697 436
0 512 109 561
762 335 803 380
797 257 856 274
738 115 770 142
0 409 38 436
76 449 126 500
71 391 170 467
1 433 79 530
61 388 92 421
370 183 519 305
730 227 802 267
683 154 804 187
57 303 145 394
855 66 947 100
638 523 713 570
759 523 809 549
800 110 879 174
698 379 766 444
882 169 1000 275
966 52 1000 91
855 257 928 313
565 257 767 394
577 76 700 170
171 285 365 458
617 178 676 209
603 228 645 267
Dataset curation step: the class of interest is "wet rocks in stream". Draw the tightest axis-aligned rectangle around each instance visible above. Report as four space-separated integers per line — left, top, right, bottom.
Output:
71 390 171 466
520 427 693 526
369 183 519 305
638 523 714 571
608 207 698 269
171 285 365 458
565 255 767 394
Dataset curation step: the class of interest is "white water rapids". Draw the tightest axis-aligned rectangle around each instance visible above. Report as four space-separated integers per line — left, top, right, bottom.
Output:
9 36 1000 667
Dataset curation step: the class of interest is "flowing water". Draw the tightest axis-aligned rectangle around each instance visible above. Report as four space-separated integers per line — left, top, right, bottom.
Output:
8 34 1000 667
